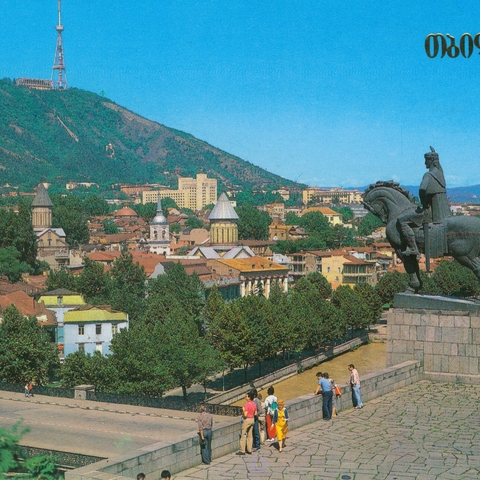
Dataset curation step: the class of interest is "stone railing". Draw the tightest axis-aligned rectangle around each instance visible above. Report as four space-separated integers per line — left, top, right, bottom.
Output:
66 360 423 480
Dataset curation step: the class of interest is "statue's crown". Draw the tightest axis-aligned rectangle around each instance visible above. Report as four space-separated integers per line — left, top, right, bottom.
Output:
424 146 439 159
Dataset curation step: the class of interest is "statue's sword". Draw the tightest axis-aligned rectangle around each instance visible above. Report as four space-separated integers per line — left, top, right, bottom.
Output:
423 222 431 272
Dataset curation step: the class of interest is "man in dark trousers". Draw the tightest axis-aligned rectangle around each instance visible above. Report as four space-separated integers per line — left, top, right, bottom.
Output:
197 405 213 464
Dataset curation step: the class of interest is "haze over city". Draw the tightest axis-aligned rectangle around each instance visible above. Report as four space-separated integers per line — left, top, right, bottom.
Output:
1 0 480 187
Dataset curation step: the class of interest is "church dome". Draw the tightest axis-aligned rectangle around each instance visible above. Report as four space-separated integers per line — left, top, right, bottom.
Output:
151 197 167 225
115 206 138 218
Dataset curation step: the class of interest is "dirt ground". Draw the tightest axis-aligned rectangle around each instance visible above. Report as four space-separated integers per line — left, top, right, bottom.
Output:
233 342 386 405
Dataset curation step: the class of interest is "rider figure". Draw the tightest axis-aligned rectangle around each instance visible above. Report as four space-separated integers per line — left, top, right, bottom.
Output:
398 147 449 258
419 147 450 223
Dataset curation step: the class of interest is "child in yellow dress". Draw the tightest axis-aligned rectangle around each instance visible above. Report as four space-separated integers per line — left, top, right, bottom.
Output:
272 399 289 452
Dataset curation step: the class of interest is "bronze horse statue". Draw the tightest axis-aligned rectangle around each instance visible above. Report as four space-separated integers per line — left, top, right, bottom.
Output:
363 181 480 292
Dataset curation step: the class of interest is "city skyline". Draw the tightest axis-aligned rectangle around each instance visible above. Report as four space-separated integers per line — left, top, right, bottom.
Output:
1 1 480 188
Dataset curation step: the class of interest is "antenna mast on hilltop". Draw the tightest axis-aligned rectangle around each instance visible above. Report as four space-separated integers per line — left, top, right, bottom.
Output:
51 0 67 89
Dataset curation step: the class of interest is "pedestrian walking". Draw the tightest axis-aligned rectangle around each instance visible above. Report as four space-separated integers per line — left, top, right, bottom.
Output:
348 364 363 409
264 386 278 442
25 383 30 398
251 389 262 451
237 391 257 455
272 399 289 452
197 405 213 464
257 393 266 445
160 471 171 480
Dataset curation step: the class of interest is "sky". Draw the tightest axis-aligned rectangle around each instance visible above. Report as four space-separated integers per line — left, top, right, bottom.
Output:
1 1 480 188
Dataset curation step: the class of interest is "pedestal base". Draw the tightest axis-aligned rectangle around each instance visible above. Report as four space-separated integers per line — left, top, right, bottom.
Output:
387 293 480 384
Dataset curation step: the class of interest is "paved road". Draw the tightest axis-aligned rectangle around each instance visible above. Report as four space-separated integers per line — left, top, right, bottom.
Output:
179 381 480 480
0 391 232 458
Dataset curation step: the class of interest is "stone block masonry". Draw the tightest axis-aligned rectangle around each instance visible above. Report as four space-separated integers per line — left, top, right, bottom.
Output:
387 293 480 384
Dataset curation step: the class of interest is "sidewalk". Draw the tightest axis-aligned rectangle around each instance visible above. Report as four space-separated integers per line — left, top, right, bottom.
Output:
179 380 480 480
0 390 233 458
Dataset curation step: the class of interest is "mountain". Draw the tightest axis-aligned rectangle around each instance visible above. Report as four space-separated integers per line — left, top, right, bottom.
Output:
359 185 480 205
402 185 480 204
0 78 299 191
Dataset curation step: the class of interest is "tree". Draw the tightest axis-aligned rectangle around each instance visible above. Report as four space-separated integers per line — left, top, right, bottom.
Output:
170 223 181 234
375 271 408 305
305 272 333 299
432 260 480 297
60 351 114 391
332 285 370 331
46 268 78 292
186 216 204 229
157 307 220 401
109 321 173 396
53 205 89 247
358 213 384 236
236 205 271 240
12 200 38 268
264 281 294 361
109 246 147 322
76 257 111 303
148 263 205 330
333 206 354 223
0 306 60 385
133 202 158 223
0 247 33 283
83 195 111 216
102 218 119 234
285 212 301 225
353 283 382 326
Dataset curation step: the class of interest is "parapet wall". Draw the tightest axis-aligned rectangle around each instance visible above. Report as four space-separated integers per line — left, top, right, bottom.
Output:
66 360 422 480
387 293 480 384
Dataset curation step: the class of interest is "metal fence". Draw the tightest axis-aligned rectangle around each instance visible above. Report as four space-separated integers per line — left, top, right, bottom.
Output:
86 391 242 416
0 382 75 398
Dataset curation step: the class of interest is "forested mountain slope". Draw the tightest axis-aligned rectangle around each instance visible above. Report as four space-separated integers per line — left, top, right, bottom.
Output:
0 79 297 190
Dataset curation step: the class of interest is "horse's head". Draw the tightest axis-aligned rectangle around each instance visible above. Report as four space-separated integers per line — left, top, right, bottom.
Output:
363 181 415 224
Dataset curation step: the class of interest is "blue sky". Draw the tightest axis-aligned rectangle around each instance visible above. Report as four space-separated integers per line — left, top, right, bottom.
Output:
1 1 480 188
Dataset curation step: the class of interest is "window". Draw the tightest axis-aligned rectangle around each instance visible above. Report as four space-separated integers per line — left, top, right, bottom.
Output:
57 296 63 305
327 267 331 273
112 324 118 335
96 324 102 335
78 325 85 335
78 343 85 352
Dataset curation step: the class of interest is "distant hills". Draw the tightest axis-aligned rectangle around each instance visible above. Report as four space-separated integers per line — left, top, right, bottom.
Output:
358 184 480 205
0 78 299 191
402 185 480 205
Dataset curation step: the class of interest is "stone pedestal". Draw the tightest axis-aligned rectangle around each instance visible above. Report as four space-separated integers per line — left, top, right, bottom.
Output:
74 384 95 400
387 293 480 384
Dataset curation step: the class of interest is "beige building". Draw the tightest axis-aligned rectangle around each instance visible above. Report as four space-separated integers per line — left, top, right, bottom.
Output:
302 187 363 205
300 207 343 226
142 174 217 211
207 256 289 297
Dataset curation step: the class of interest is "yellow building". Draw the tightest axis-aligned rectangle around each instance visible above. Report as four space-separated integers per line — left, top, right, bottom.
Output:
300 207 343 226
142 174 217 211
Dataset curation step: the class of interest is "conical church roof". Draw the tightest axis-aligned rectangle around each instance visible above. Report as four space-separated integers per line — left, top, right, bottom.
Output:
31 184 53 207
208 192 239 221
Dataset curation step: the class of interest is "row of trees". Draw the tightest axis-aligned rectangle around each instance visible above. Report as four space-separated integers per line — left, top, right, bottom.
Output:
7 255 384 399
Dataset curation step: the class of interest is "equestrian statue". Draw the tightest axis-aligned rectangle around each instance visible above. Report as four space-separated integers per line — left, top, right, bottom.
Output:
363 147 480 292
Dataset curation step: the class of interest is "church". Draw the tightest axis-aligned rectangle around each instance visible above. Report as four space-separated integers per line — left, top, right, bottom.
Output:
31 184 69 270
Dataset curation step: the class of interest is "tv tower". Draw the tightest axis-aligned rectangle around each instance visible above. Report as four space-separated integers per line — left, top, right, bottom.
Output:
51 0 67 89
